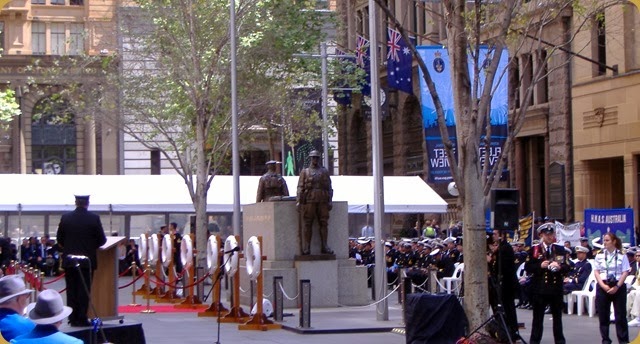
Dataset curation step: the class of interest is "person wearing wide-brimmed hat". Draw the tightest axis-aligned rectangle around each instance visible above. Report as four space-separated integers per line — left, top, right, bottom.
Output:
11 289 81 344
0 275 35 341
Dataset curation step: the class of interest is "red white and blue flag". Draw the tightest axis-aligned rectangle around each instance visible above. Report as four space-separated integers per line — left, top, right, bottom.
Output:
386 27 414 95
356 34 371 96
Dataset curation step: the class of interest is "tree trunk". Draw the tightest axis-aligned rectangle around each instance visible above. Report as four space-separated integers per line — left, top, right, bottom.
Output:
194 109 209 260
446 0 489 329
461 168 489 328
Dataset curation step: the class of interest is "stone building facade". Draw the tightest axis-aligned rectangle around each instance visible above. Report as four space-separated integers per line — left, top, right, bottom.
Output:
335 0 575 225
571 4 640 227
0 0 118 175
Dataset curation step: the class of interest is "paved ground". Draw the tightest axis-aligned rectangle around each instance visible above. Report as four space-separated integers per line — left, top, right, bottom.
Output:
36 275 640 343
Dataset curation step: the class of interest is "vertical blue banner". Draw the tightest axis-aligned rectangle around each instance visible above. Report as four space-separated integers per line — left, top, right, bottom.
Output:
584 208 635 246
417 46 509 183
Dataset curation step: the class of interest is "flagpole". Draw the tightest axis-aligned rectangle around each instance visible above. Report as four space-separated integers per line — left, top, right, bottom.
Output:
230 0 241 237
320 42 329 169
368 0 388 321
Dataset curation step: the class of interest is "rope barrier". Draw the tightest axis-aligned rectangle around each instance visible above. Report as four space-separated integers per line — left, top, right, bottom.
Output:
325 283 402 309
43 274 66 285
148 272 211 290
277 281 299 301
117 273 146 290
117 265 135 278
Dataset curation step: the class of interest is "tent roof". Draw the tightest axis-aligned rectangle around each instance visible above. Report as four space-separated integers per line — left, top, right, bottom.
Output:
0 174 448 214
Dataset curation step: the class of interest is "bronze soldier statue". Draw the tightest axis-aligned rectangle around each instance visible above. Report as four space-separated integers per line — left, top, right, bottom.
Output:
296 150 333 255
256 160 289 202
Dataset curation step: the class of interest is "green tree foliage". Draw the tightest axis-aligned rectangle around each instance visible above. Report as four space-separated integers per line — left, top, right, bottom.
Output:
0 89 21 128
117 0 326 252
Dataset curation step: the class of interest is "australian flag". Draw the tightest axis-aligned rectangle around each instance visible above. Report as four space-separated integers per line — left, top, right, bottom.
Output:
386 27 414 95
356 34 371 96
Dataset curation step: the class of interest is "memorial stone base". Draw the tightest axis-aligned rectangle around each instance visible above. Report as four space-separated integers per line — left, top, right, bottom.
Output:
240 201 369 308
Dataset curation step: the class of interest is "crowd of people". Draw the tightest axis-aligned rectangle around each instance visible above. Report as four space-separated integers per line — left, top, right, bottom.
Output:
350 218 640 344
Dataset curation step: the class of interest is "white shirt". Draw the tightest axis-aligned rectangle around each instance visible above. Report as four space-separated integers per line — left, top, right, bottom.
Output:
595 249 630 280
361 225 374 238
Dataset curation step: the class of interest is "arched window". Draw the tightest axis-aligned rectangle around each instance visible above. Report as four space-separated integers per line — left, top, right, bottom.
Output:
31 96 77 174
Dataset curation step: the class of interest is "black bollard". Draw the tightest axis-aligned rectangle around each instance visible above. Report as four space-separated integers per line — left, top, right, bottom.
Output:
299 279 311 328
273 276 284 322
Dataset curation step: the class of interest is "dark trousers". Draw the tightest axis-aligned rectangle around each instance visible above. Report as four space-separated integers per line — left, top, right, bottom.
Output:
596 284 629 344
529 292 566 344
65 266 93 324
488 281 519 337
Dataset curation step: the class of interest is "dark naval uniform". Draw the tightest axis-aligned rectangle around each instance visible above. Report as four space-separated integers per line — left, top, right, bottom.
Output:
525 242 570 344
563 258 592 294
56 202 107 326
488 239 520 339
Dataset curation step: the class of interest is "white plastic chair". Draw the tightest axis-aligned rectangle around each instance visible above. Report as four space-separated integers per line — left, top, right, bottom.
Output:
441 263 464 295
571 270 597 317
516 262 526 279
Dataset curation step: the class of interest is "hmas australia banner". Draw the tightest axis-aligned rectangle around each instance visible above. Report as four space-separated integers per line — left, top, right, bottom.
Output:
584 208 635 245
417 46 509 183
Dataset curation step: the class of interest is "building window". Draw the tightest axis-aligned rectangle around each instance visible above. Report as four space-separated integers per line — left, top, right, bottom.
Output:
31 97 77 175
535 50 548 104
150 149 161 174
69 23 84 55
51 23 66 55
521 53 533 107
594 12 606 76
51 0 65 5
0 22 4 54
70 0 83 5
31 0 45 4
509 56 520 109
32 22 46 55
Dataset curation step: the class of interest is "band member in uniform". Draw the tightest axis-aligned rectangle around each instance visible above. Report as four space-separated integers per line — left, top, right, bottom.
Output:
487 229 520 340
525 223 570 344
594 232 630 344
256 160 289 202
563 246 592 294
169 222 183 274
296 150 333 255
56 195 107 327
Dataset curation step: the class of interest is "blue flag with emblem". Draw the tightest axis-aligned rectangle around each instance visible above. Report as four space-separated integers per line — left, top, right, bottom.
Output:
386 28 414 95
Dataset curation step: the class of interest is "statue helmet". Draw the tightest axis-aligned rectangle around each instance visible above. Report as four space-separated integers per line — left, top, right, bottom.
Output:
308 150 321 158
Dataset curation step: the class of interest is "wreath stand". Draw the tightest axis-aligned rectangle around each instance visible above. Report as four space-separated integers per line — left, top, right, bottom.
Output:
239 236 281 331
220 235 249 323
199 235 228 316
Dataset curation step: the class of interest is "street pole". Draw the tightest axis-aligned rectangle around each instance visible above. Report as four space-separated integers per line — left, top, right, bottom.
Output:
230 0 241 236
368 0 388 321
320 42 329 168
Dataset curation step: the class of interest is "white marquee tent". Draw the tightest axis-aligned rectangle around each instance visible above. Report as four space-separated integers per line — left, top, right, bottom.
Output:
0 174 448 214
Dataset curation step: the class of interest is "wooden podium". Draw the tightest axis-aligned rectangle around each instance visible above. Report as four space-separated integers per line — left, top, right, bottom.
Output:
91 236 127 321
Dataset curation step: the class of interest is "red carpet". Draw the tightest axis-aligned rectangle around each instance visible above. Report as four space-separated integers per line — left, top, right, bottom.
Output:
118 304 208 313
